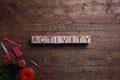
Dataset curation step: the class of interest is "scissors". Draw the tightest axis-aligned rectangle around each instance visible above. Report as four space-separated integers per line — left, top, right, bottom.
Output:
1 42 14 63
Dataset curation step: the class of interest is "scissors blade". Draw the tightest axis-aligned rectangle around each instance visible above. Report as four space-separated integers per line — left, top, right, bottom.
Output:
1 42 8 53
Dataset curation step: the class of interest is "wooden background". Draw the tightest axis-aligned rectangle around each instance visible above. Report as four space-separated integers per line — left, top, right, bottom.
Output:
0 0 120 80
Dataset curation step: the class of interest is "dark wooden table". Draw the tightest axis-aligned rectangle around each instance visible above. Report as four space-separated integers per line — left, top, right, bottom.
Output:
0 0 120 80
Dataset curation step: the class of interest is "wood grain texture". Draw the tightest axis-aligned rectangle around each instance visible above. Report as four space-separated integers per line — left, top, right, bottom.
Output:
0 0 120 80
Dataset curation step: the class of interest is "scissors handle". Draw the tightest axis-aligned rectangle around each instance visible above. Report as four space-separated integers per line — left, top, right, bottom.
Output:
4 52 15 63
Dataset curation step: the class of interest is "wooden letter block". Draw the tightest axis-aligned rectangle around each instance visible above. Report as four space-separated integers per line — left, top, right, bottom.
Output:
54 36 61 44
31 36 38 44
84 36 91 43
39 36 46 43
46 36 54 43
60 36 69 44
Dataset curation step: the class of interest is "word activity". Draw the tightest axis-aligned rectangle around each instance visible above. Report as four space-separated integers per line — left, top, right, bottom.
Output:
31 36 91 44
